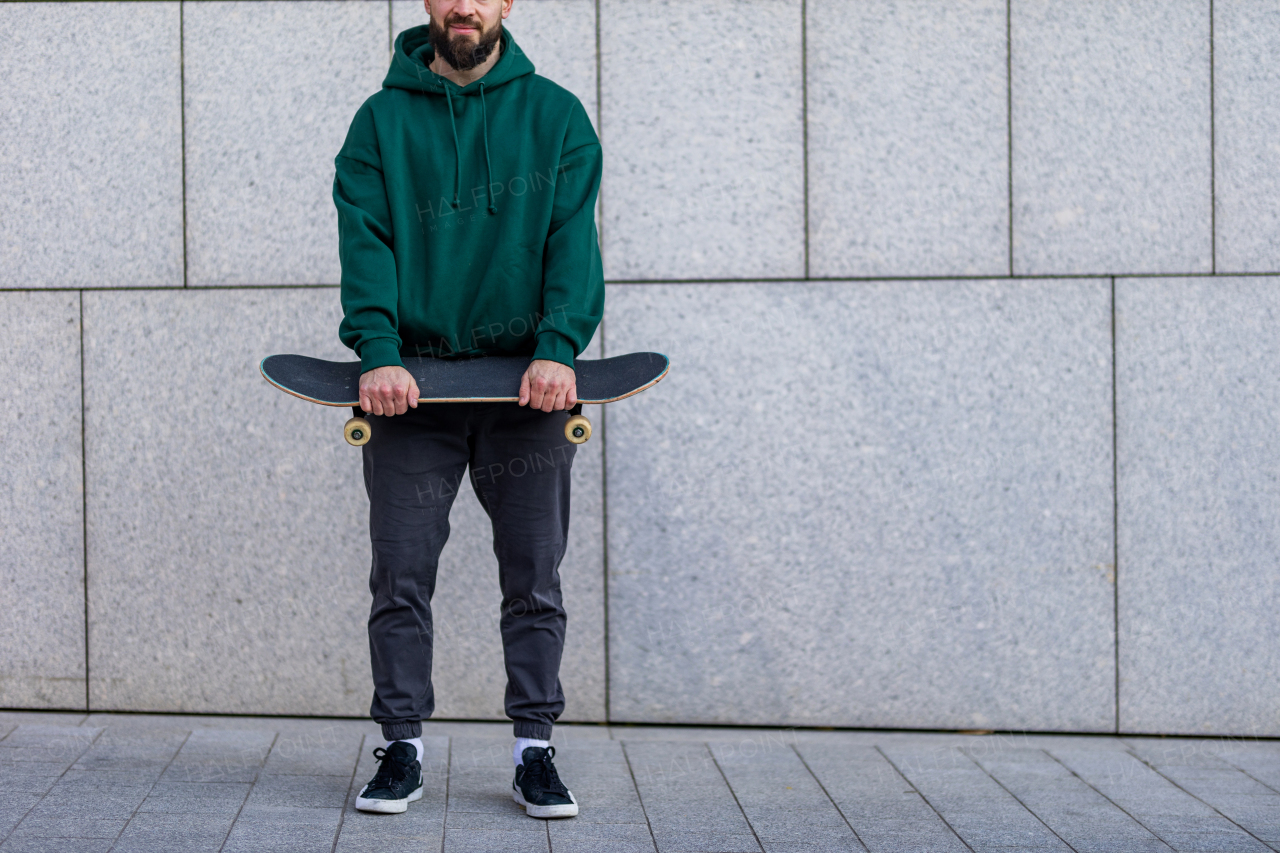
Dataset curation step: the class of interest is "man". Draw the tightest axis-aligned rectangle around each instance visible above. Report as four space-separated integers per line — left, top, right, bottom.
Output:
332 0 602 819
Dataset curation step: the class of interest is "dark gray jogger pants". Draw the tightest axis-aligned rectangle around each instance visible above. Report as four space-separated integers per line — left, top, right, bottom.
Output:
361 401 576 742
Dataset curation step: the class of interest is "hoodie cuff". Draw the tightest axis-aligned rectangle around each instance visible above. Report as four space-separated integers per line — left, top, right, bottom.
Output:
532 332 576 368
358 338 404 374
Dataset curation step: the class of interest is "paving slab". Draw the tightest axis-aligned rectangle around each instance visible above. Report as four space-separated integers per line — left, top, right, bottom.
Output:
1125 741 1280 846
880 744 1071 850
3 716 1278 852
220 804 343 853
622 741 761 853
967 746 1171 853
0 795 42 841
709 740 862 851
19 783 151 821
260 728 363 777
1212 742 1280 793
247 773 353 809
8 816 128 840
0 726 103 773
71 728 189 773
135 781 252 816
446 827 550 853
0 839 114 853
161 729 277 784
794 742 967 853
548 820 656 853
0 773 57 798
110 811 236 853
1048 746 1271 852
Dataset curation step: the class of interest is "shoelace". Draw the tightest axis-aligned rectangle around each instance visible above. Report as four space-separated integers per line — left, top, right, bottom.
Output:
522 747 566 795
370 747 410 788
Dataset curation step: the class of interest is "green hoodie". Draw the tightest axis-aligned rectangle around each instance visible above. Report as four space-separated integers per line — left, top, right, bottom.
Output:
334 25 604 373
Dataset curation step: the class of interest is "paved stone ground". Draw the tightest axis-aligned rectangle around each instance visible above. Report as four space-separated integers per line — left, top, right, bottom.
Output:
1 711 1278 852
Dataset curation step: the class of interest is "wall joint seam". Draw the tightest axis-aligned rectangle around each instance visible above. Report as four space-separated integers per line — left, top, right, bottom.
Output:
1006 0 1014 277
180 1 189 289
1210 0 1216 274
1111 275 1120 734
801 0 810 280
79 291 89 712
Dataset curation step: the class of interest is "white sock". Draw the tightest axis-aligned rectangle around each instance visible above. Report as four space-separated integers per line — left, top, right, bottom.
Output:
514 737 550 767
386 737 424 763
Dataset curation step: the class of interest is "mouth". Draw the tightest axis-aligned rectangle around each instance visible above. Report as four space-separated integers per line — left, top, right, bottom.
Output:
448 21 481 36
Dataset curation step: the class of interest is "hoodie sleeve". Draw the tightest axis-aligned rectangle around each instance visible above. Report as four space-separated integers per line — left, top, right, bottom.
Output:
334 101 403 373
533 99 605 369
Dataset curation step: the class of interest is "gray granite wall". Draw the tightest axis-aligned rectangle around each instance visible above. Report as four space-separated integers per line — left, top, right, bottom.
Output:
1 0 1275 736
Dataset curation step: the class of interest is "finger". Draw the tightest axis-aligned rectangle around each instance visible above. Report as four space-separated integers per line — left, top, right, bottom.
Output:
566 383 577 409
408 379 419 409
554 387 568 412
369 393 383 417
394 383 407 416
519 371 530 406
530 375 547 410
360 391 371 414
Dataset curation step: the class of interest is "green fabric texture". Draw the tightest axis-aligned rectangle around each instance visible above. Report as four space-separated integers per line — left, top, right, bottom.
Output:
334 24 604 373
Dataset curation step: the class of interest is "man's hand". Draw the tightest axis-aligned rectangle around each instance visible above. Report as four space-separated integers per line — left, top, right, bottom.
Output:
359 365 419 416
520 359 577 412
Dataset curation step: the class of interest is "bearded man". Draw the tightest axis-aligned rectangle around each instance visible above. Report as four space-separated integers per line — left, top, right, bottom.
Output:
332 0 602 819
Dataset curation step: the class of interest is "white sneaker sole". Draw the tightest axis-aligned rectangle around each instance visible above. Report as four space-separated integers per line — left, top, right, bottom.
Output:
356 782 423 814
513 785 578 819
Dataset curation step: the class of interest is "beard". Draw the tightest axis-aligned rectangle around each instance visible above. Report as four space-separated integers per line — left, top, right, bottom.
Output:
428 13 502 71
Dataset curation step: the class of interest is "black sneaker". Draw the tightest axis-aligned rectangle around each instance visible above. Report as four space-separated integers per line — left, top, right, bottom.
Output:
513 745 578 818
355 741 423 814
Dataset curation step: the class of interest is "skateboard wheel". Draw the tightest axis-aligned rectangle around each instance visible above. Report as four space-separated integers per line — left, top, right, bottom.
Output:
344 417 372 447
565 414 592 445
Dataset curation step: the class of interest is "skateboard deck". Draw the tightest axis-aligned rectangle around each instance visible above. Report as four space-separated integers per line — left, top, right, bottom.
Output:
260 352 669 446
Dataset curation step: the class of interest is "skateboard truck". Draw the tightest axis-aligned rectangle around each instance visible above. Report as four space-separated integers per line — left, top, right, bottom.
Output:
345 406 372 447
346 404 590 448
345 405 590 448
565 403 591 445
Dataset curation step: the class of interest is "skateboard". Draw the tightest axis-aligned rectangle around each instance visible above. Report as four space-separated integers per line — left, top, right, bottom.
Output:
260 352 669 447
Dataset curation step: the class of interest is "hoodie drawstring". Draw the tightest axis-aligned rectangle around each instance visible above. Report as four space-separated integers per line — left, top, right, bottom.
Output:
479 82 497 215
442 81 497 216
443 84 462 209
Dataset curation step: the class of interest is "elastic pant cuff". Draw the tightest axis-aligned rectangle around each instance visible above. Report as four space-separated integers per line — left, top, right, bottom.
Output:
513 721 553 740
381 720 422 741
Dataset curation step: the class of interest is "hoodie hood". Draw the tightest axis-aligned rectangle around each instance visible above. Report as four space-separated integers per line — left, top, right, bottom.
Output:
382 24 536 214
384 23 535 95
